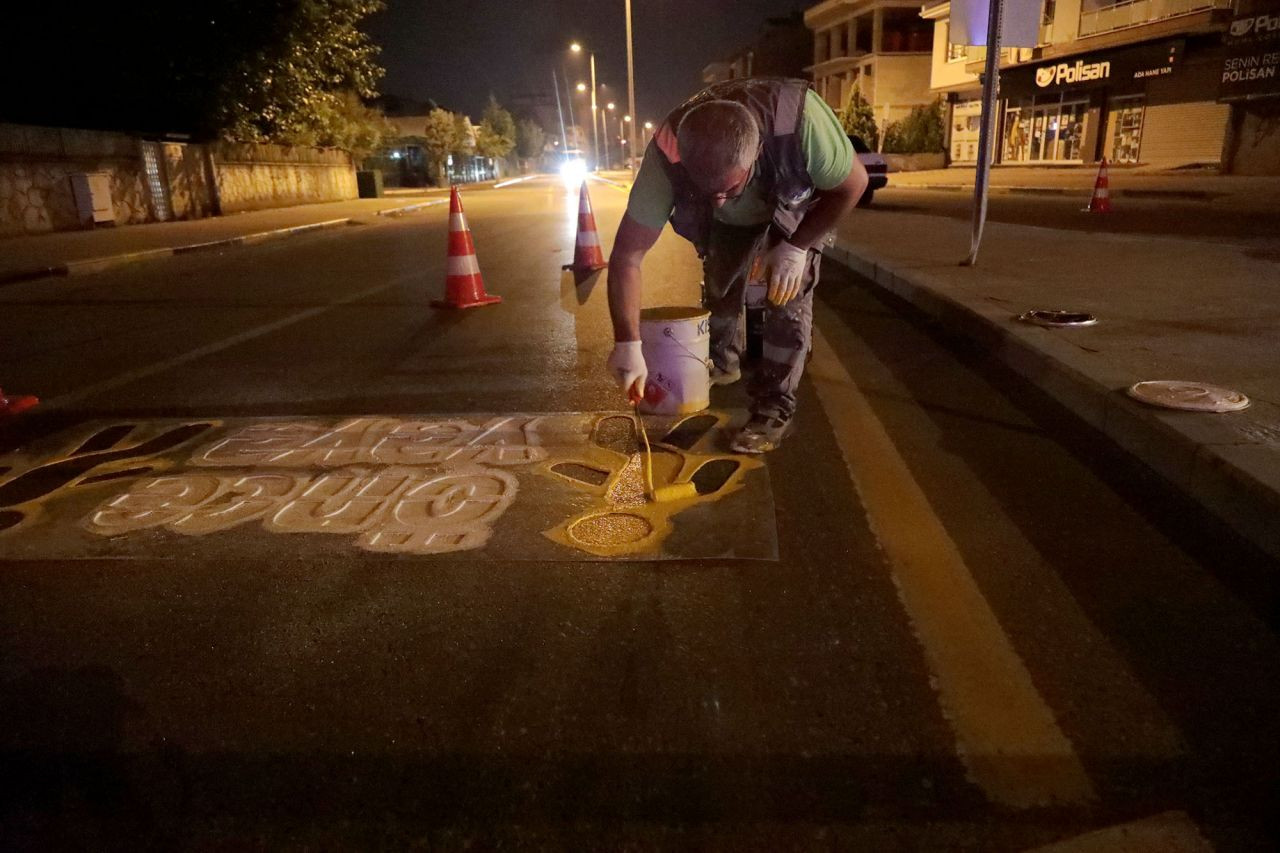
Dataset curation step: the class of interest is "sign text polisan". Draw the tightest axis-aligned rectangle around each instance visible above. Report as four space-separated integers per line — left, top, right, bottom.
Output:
1035 59 1112 88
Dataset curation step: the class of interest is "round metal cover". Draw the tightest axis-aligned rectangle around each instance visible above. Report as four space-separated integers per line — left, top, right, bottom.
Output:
1127 380 1250 413
1018 309 1098 327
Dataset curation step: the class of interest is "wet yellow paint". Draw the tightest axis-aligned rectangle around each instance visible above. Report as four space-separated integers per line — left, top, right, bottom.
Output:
540 411 761 558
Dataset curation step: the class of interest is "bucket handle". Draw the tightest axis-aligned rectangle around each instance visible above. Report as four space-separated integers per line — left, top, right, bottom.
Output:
661 327 712 369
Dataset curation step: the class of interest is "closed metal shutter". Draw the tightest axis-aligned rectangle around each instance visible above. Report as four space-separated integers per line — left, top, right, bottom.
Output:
1138 101 1229 166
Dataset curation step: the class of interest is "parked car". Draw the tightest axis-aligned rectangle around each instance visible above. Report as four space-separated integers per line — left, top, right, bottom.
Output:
849 134 888 207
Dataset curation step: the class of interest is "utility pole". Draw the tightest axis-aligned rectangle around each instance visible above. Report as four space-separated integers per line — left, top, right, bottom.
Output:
963 0 1004 267
552 69 568 157
625 0 638 175
589 53 600 170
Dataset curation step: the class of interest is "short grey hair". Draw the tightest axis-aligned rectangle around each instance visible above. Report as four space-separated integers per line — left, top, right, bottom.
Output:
676 100 760 178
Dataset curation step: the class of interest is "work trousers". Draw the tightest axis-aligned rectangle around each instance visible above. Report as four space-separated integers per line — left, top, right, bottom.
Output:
702 220 820 422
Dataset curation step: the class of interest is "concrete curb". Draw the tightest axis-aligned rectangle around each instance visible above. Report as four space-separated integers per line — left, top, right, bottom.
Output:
823 238 1280 562
0 217 355 286
895 184 1220 201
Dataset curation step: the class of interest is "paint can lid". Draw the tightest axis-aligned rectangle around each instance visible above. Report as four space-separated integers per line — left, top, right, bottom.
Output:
1127 380 1250 413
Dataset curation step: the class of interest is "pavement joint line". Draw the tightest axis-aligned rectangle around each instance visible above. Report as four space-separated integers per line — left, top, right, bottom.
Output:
808 324 1097 809
38 274 415 411
822 236 1280 563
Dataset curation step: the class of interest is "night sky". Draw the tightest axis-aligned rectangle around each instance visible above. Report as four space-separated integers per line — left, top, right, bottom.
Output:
365 0 810 124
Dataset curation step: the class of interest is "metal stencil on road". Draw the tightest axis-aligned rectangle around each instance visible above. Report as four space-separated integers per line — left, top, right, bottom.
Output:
0 412 776 561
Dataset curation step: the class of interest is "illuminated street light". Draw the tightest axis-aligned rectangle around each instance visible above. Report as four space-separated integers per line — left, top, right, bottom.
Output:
576 82 586 92
607 102 616 111
569 42 600 169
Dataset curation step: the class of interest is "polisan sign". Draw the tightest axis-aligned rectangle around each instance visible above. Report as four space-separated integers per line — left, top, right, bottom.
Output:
1036 60 1111 88
1001 41 1182 98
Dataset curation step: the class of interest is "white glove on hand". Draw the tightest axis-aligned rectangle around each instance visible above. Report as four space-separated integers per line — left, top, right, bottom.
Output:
607 340 647 400
765 239 809 306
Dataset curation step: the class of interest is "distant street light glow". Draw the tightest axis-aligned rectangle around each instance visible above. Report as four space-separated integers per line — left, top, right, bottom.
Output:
576 82 586 92
560 157 587 185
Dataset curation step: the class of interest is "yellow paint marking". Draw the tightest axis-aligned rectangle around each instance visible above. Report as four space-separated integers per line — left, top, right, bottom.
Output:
809 326 1096 808
540 411 760 557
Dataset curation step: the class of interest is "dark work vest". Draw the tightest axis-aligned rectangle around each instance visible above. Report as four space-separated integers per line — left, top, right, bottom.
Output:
651 77 815 256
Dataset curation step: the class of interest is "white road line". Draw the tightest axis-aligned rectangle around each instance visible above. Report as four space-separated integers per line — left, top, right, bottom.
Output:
493 175 539 189
41 276 414 411
809 325 1097 808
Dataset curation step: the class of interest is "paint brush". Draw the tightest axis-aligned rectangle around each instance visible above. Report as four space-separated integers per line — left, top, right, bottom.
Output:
629 385 697 504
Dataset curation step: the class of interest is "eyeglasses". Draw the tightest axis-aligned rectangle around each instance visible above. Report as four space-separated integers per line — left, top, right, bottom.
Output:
703 161 755 202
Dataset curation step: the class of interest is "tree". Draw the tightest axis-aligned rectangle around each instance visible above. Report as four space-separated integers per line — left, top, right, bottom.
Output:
452 115 477 160
3 1 389 145
516 119 546 161
293 91 395 162
211 0 388 146
476 96 517 160
882 98 946 154
423 108 459 184
840 89 879 151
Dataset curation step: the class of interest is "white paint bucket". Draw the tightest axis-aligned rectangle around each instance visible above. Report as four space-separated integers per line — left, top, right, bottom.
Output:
638 306 711 415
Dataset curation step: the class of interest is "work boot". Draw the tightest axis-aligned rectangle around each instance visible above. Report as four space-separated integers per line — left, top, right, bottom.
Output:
730 414 794 454
709 364 742 386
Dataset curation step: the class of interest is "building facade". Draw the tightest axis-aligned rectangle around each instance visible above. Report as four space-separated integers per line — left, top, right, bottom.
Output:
804 0 936 126
920 0 1266 169
703 12 813 85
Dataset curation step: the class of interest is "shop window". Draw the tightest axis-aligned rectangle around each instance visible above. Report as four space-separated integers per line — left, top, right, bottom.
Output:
1109 96 1144 164
1003 96 1088 162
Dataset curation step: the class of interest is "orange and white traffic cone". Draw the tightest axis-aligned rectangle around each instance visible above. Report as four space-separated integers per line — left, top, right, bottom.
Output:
1085 159 1111 213
0 387 39 418
432 186 501 309
562 181 608 279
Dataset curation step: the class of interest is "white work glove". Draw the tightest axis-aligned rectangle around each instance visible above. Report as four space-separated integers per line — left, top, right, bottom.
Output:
607 340 647 400
765 239 809 306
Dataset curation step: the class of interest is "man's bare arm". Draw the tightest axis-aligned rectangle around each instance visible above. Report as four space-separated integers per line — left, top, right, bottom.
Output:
606 212 664 341
784 157 869 250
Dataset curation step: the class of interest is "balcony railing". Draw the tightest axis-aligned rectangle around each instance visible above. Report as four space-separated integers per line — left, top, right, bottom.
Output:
1078 0 1232 38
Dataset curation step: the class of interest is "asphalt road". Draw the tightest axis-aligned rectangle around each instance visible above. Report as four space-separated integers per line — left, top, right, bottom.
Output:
870 186 1280 245
1 177 1277 849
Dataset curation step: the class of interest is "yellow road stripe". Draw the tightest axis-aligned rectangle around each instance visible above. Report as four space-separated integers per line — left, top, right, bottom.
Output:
809 325 1097 808
1024 811 1213 852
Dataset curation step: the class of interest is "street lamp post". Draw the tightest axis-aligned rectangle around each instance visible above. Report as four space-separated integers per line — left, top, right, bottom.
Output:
625 0 638 177
571 41 600 170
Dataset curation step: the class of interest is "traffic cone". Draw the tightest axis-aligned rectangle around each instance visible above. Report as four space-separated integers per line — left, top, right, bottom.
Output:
432 186 501 309
1085 159 1111 213
562 181 608 278
0 387 39 418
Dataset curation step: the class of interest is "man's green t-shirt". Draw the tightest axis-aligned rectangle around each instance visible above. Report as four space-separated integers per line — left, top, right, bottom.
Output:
626 89 854 229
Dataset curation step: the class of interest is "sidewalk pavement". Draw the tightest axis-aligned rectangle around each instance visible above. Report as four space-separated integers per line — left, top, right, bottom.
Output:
824 209 1280 561
885 167 1280 210
0 195 447 285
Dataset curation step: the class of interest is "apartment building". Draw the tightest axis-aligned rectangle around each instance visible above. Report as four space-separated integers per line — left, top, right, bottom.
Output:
703 13 812 85
920 0 1260 168
804 0 937 126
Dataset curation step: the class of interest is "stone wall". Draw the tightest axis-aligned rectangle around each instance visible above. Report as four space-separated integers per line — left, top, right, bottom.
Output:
0 124 358 236
212 142 357 214
0 124 152 237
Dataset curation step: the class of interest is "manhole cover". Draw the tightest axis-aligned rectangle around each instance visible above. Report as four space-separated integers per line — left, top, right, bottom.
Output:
1018 309 1098 327
1127 380 1250 413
